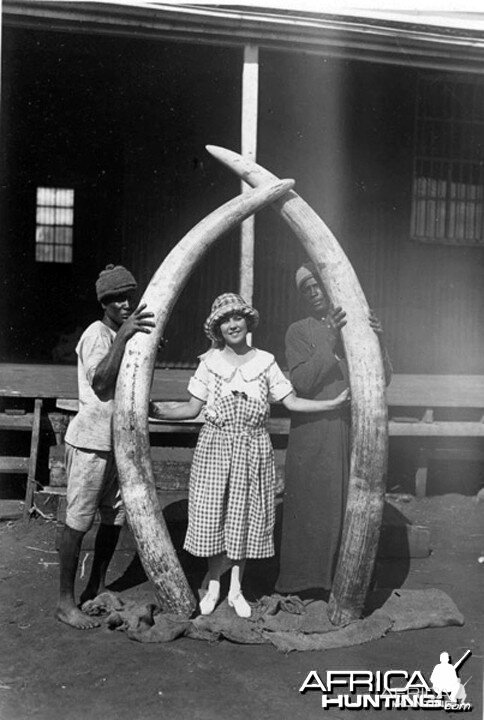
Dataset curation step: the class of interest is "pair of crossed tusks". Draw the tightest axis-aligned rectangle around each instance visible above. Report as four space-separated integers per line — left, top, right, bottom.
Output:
113 146 388 626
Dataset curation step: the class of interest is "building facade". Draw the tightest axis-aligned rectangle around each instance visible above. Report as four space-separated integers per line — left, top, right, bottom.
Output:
1 1 483 373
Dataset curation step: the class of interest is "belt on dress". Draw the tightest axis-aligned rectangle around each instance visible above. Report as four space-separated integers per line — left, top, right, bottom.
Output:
224 427 266 438
205 420 265 438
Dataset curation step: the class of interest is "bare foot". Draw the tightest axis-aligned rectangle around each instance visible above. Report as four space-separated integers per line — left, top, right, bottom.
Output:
55 603 101 630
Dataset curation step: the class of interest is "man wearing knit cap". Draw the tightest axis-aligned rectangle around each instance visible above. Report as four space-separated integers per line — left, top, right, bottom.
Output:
56 264 155 629
276 261 391 597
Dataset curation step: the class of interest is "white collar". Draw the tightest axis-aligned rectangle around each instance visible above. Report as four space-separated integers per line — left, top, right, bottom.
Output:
201 348 274 382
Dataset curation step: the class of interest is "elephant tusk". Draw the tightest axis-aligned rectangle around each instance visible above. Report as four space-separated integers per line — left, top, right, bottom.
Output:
114 178 295 615
206 144 388 626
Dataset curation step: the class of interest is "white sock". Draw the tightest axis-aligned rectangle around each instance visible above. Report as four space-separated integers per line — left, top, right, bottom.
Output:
199 579 221 615
206 579 220 599
228 565 251 617
228 565 242 598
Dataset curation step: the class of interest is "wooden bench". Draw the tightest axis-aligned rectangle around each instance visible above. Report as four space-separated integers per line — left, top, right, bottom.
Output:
148 374 484 498
386 375 484 497
0 399 43 517
47 374 484 498
1 364 483 499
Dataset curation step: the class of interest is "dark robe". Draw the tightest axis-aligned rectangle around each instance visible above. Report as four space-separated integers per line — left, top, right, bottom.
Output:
275 316 350 593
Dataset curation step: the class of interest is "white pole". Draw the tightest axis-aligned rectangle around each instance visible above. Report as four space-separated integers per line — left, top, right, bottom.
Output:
0 0 3 119
240 44 259 332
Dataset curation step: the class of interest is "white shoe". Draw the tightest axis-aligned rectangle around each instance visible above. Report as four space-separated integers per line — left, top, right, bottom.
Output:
228 592 251 618
199 590 219 616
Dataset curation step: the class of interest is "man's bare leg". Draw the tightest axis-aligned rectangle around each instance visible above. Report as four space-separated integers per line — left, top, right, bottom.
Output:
79 524 121 605
56 525 100 629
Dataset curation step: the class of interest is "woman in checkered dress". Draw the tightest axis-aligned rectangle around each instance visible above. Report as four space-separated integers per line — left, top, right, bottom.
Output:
151 294 349 618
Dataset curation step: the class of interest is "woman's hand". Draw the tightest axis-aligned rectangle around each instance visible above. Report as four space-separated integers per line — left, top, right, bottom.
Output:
149 397 204 421
330 387 351 408
281 388 350 414
148 401 166 419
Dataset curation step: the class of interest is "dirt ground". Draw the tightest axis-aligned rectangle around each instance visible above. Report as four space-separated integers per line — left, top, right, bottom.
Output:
0 493 482 720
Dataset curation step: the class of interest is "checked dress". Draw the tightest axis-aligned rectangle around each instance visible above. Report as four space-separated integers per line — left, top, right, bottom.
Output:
184 348 292 560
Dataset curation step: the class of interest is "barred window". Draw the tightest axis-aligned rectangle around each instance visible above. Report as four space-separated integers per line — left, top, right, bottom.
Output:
411 77 484 245
35 187 74 263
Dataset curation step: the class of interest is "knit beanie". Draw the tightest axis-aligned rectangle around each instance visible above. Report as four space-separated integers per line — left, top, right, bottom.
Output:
95 264 137 302
295 262 317 291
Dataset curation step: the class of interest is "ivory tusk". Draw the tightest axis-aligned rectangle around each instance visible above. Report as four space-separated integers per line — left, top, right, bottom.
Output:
114 178 295 615
206 144 388 626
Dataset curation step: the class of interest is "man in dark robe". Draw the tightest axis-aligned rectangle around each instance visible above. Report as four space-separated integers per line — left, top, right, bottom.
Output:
276 262 391 596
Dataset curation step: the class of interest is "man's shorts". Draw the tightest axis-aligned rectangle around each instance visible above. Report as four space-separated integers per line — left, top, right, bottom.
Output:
65 443 126 532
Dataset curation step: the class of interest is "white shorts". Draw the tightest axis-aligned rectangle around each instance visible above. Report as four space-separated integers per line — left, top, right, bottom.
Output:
65 443 125 532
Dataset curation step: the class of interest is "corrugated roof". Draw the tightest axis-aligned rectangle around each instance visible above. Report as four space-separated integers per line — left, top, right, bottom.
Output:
93 0 484 32
3 0 484 72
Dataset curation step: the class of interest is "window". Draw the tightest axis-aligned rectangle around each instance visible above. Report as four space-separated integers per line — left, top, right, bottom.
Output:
35 187 74 263
411 77 484 245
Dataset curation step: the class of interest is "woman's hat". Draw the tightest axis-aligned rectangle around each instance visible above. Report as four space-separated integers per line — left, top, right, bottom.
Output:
203 293 259 343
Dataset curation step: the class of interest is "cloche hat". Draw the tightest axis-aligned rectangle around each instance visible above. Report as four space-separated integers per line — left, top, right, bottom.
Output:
203 293 259 343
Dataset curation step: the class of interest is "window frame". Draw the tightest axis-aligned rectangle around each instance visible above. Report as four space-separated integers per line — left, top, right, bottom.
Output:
410 74 484 246
35 185 75 264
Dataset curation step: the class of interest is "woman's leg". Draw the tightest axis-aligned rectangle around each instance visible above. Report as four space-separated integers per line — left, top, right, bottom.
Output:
228 560 251 618
200 555 252 618
199 552 231 615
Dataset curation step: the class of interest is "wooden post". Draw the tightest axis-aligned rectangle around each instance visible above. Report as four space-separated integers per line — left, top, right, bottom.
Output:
23 399 43 518
0 0 3 118
240 44 259 318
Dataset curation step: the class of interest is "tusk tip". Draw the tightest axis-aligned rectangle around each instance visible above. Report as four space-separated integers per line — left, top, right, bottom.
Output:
280 179 296 192
206 144 239 160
